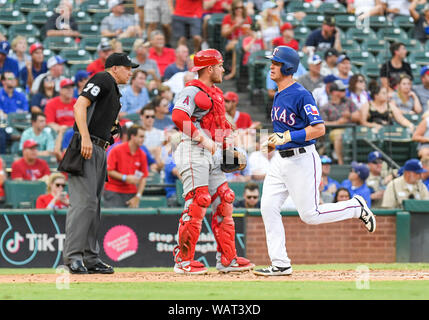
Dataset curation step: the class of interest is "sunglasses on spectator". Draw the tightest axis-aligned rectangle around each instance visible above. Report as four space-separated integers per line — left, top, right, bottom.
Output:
357 79 365 83
145 115 155 119
246 196 258 199
55 183 66 188
4 77 15 81
235 6 244 9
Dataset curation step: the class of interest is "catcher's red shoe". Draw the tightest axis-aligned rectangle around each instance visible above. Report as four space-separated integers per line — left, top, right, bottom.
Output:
216 256 255 273
174 260 208 275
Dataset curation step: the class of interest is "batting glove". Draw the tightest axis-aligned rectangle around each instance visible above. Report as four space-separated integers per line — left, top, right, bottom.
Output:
268 130 291 146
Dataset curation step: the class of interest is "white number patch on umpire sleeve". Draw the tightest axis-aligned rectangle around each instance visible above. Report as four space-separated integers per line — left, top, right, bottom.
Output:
83 83 94 92
83 83 101 97
90 85 100 96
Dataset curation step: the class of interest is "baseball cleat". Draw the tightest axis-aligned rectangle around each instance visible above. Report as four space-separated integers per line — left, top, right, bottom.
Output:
174 260 208 275
354 195 376 233
216 257 255 273
253 265 293 276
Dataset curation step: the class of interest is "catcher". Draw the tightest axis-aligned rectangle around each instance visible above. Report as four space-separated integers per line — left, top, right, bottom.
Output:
171 49 254 274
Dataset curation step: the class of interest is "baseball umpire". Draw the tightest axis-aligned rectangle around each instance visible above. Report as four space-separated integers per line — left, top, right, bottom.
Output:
62 53 138 274
253 46 376 277
171 49 254 274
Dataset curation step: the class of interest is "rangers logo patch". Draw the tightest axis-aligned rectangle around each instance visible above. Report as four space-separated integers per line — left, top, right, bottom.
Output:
304 104 319 116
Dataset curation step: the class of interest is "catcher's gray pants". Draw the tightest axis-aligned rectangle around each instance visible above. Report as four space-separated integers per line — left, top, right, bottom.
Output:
174 140 226 198
63 144 107 266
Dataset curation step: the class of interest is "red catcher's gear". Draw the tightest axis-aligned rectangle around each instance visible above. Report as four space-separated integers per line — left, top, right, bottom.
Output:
186 79 232 143
190 49 223 72
175 186 211 263
211 182 238 267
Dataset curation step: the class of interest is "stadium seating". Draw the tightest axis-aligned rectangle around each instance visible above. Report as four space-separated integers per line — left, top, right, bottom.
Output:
43 36 79 52
347 51 376 67
59 49 93 65
286 1 317 14
302 14 326 29
8 24 41 40
78 24 101 38
15 0 48 12
368 16 393 31
378 125 414 165
207 13 226 53
79 0 109 14
72 11 93 24
361 38 389 57
0 10 26 25
342 126 379 163
345 27 377 43
334 14 357 30
318 2 347 15
139 196 168 208
247 50 271 103
27 11 55 27
4 180 47 209
377 27 408 43
119 37 139 54
360 62 382 79
80 36 105 53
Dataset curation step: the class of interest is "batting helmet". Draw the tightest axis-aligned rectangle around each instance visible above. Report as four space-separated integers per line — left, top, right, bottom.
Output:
190 49 223 72
266 46 300 76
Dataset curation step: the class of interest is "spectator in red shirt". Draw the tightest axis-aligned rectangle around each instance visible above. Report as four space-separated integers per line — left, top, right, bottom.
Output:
36 172 69 209
11 139 51 182
242 30 265 65
45 78 77 133
272 22 299 51
221 0 252 80
104 125 149 208
224 91 259 129
0 157 6 202
173 0 204 53
148 30 176 78
86 40 114 77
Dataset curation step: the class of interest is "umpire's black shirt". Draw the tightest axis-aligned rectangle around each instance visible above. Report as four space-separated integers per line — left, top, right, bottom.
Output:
74 71 121 141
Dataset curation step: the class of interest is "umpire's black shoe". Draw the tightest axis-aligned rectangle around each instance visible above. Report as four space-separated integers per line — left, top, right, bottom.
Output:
67 260 89 274
87 261 114 274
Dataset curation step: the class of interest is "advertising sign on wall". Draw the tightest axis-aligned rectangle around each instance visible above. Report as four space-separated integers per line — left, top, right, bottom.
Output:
0 213 246 268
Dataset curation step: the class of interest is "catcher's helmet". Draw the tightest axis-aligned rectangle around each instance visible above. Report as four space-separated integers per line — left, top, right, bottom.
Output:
190 49 223 72
266 46 299 76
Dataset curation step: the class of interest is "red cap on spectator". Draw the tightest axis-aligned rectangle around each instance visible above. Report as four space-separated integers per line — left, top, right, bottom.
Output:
280 23 293 33
224 91 239 102
23 139 39 149
60 78 74 88
29 43 43 54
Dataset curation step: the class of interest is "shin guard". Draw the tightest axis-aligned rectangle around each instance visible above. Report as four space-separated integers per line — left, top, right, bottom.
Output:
175 186 211 263
211 182 237 267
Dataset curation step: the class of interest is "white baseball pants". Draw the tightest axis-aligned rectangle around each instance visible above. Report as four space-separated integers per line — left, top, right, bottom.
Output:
260 144 363 268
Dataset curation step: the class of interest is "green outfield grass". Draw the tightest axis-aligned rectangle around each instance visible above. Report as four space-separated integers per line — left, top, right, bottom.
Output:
0 264 428 300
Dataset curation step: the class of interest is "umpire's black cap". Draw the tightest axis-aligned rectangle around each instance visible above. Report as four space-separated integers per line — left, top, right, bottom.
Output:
105 53 139 69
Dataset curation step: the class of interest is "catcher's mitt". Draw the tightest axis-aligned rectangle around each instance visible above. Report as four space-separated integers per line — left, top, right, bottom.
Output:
221 148 247 173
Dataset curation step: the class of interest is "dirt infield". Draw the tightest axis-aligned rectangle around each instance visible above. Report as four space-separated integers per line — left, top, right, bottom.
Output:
1 269 429 283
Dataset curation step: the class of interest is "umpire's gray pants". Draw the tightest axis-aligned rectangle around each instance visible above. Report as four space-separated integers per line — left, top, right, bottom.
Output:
63 144 107 266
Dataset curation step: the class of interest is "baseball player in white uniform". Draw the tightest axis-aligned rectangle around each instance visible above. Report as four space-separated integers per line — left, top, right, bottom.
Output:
253 46 376 276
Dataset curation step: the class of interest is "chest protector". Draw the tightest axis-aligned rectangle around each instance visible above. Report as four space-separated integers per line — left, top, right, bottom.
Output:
186 79 232 142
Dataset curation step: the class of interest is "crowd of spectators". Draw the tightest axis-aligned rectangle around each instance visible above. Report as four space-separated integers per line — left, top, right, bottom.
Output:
1 0 429 211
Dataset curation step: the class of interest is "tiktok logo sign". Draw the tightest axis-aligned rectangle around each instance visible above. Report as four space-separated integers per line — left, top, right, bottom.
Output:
6 232 24 254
